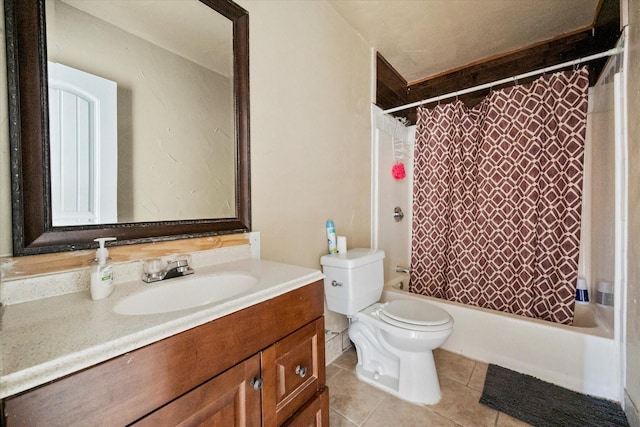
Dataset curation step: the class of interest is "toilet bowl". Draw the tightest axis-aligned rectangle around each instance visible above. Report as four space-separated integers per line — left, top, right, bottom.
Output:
320 249 454 404
349 301 453 404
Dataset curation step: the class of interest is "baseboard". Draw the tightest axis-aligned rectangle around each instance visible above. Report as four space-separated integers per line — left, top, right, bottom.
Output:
325 328 352 364
626 390 640 427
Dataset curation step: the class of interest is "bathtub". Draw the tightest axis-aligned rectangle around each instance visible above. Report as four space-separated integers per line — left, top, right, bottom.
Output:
382 276 619 400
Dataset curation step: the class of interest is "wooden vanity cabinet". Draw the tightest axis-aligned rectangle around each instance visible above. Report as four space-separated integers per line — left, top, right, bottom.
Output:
2 280 328 427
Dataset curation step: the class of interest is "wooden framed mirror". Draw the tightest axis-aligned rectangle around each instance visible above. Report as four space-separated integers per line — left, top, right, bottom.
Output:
5 0 250 255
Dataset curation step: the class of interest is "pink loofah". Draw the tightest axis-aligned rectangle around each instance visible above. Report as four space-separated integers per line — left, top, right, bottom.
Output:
392 162 406 180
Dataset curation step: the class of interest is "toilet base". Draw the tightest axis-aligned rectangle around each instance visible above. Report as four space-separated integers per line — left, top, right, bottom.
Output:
353 348 442 405
349 315 444 405
354 364 399 397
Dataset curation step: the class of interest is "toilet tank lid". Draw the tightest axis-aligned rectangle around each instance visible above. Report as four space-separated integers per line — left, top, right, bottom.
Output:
320 248 385 268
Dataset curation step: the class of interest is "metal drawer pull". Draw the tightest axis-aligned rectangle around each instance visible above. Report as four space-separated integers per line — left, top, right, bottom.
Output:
251 377 263 390
295 365 307 378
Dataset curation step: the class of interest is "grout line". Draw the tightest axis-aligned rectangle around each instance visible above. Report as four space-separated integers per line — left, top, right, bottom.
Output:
467 361 478 387
359 393 387 427
331 408 359 427
343 408 364 427
326 365 343 381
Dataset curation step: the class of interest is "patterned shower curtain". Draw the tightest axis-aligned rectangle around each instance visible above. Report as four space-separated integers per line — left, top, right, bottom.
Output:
409 68 589 325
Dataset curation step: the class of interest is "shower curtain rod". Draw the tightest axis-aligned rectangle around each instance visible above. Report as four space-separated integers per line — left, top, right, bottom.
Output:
382 46 624 115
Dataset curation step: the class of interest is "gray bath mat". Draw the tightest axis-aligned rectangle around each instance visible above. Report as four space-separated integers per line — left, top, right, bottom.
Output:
480 364 628 427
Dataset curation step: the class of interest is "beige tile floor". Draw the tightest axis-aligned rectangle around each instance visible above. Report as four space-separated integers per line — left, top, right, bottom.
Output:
327 347 532 427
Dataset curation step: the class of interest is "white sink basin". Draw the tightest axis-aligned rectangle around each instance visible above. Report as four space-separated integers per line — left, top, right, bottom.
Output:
114 273 258 315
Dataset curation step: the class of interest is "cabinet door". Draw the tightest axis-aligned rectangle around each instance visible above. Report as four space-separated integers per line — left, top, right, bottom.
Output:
282 388 329 427
262 318 325 426
132 354 262 427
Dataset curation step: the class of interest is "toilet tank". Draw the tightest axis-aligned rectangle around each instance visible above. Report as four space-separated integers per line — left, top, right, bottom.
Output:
320 248 385 315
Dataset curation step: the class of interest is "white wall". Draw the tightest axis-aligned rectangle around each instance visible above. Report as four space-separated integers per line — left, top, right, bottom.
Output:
0 4 10 256
576 83 617 303
240 1 373 331
242 0 372 272
625 0 640 423
372 108 413 282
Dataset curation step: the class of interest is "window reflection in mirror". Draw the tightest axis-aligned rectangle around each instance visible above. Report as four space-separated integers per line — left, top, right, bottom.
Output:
46 0 236 225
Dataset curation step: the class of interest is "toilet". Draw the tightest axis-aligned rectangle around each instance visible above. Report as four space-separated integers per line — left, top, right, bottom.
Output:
321 248 453 404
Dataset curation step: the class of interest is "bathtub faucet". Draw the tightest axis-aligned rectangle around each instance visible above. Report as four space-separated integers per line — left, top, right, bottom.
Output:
395 265 412 274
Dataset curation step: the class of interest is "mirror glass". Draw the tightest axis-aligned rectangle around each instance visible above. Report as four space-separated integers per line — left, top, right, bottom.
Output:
6 0 250 255
46 0 235 225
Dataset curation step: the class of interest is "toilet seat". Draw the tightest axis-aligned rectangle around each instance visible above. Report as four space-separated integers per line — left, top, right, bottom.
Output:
378 300 452 331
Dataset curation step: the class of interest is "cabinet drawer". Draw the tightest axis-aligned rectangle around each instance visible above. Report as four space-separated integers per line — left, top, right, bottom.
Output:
266 317 325 425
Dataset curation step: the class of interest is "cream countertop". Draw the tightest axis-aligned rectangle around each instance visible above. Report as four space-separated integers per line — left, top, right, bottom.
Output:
0 258 324 399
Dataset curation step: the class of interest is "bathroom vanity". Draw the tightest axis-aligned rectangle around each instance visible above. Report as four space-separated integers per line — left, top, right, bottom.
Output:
1 259 328 426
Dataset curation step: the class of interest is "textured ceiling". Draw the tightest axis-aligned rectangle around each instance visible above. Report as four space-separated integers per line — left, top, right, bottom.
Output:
328 0 601 83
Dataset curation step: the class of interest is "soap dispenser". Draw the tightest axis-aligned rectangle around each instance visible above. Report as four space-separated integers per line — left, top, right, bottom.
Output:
90 237 116 300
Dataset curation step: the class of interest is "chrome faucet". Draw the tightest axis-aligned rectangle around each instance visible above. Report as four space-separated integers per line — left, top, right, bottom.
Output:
143 257 194 283
395 265 412 274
